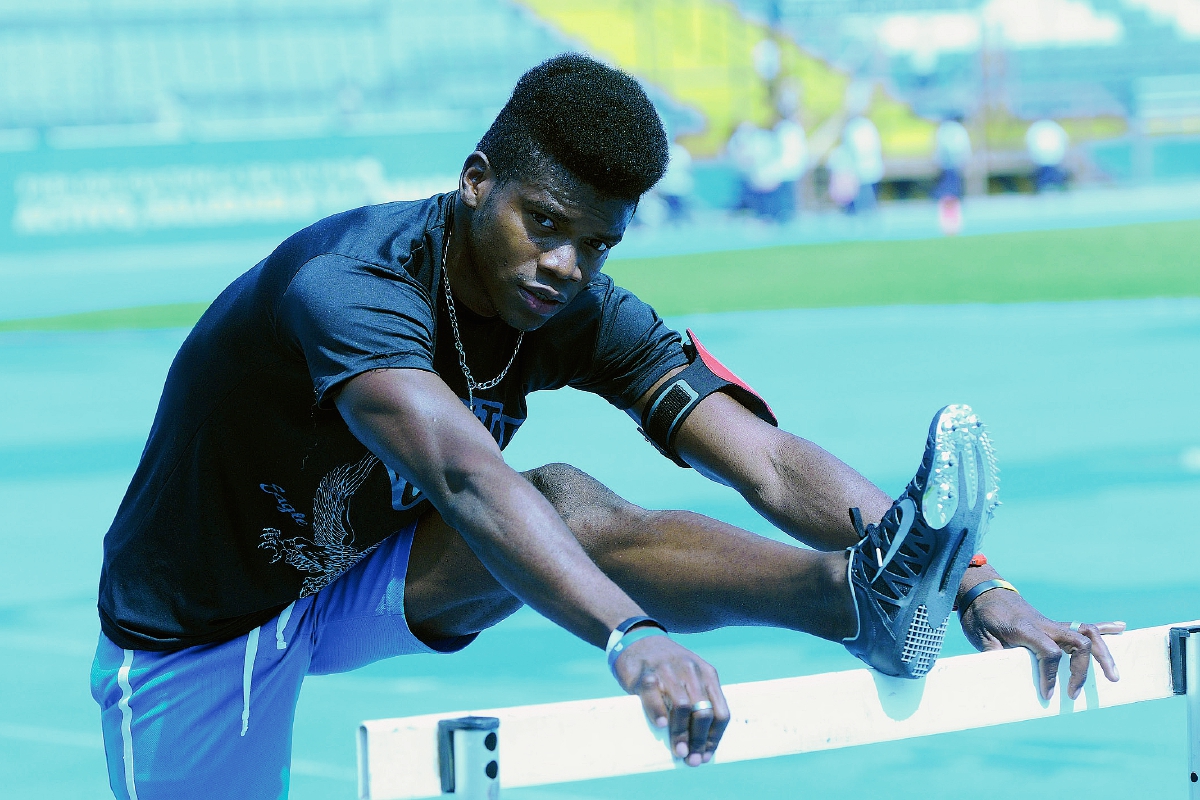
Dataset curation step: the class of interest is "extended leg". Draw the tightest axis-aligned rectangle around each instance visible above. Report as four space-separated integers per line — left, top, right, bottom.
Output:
526 463 855 639
403 463 855 644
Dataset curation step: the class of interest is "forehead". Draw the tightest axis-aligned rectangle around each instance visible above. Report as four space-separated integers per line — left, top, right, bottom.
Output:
503 166 635 235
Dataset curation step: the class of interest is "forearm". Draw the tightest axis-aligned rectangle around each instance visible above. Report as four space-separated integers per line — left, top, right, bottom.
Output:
741 429 1011 590
746 430 893 550
675 394 891 550
676 395 1009 595
338 369 644 648
727 439 1020 647
429 458 645 646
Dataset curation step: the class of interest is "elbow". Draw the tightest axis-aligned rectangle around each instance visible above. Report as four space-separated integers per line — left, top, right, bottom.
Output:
422 453 512 529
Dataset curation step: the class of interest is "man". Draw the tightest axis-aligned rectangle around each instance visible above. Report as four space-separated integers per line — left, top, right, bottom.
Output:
91 54 1120 800
934 115 971 235
1027 118 1070 192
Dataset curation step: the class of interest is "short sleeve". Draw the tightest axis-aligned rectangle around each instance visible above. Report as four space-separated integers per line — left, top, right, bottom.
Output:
568 280 688 409
276 254 437 406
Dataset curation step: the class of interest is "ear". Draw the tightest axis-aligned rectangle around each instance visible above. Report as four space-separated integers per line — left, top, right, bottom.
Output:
459 151 494 210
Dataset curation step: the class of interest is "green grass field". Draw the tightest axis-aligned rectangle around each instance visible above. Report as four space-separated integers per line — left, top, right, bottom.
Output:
609 218 1200 316
2 219 1197 332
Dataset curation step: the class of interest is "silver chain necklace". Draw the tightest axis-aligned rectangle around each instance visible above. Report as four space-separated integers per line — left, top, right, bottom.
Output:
441 219 523 406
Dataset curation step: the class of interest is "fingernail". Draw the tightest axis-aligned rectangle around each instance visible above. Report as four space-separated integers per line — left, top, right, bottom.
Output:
703 753 713 763
656 716 668 728
1112 665 1121 681
687 754 702 767
675 742 688 757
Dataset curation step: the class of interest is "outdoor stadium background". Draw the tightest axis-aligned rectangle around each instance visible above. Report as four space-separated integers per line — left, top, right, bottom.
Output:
1 0 1199 329
2 3 1200 800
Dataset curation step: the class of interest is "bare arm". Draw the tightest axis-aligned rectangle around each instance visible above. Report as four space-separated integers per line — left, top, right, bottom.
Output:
671 391 891 552
336 368 730 763
337 367 643 645
647 384 1122 698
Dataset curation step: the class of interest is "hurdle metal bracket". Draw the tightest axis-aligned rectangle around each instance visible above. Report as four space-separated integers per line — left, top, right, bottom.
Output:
1171 626 1200 797
1170 625 1200 695
436 716 500 797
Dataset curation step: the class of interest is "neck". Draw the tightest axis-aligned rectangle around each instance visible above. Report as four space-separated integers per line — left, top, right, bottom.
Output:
445 196 498 318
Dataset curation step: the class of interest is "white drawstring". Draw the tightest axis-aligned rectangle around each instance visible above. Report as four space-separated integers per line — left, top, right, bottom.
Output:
276 602 295 650
240 627 260 737
117 649 140 800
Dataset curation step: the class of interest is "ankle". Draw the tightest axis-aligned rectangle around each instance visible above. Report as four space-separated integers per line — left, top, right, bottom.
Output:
821 549 857 641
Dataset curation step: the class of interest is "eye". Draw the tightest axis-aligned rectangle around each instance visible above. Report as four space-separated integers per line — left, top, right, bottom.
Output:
531 212 556 230
588 240 610 254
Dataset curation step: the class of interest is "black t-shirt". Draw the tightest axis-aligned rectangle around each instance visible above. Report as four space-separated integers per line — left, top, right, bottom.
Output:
98 193 688 652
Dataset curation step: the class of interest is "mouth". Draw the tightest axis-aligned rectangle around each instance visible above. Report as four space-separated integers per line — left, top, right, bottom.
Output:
517 285 567 317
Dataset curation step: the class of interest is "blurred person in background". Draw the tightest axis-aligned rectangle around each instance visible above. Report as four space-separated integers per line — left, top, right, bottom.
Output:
844 116 884 212
727 115 807 223
657 138 695 224
934 115 972 235
1026 119 1069 192
727 69 807 224
827 141 861 213
633 121 695 228
841 82 884 213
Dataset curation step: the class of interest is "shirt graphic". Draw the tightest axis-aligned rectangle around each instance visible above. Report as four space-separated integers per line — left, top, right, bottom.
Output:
258 453 382 597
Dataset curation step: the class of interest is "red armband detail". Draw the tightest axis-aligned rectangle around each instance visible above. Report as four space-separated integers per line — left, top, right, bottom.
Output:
686 329 776 424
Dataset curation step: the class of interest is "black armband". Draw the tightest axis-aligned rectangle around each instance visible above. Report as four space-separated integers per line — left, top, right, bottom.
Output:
639 328 777 467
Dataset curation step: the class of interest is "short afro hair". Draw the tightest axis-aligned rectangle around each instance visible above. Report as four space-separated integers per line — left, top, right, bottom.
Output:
477 53 669 201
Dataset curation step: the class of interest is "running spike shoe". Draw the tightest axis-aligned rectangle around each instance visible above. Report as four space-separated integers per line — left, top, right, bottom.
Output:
842 404 999 678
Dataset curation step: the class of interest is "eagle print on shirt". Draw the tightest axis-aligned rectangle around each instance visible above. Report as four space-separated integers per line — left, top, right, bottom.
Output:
258 453 382 597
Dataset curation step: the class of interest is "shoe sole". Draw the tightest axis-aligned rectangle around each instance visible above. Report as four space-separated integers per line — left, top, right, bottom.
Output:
898 404 999 676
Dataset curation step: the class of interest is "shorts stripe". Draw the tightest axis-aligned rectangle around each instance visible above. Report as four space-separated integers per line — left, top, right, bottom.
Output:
275 601 295 650
241 627 260 737
116 649 140 800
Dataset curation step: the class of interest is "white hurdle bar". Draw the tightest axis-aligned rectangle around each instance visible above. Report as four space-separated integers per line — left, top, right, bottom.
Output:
358 621 1200 800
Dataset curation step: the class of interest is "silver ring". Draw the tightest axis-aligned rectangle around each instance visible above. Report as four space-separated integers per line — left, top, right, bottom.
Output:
690 700 713 712
1069 621 1082 632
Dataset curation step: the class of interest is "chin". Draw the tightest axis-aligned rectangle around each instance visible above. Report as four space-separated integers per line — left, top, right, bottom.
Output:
506 311 552 332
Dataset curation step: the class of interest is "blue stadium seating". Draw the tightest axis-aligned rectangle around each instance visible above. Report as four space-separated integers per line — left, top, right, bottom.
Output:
733 0 1200 120
0 0 570 138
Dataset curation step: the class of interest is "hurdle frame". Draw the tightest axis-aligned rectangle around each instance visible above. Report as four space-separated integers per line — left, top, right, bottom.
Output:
1177 624 1200 798
358 621 1199 800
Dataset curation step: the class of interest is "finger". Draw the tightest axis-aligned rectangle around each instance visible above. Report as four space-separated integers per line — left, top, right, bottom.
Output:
686 705 714 766
1017 627 1064 700
700 668 730 763
666 684 696 760
1061 628 1093 699
1038 650 1062 701
636 677 670 729
1081 623 1122 683
680 667 715 766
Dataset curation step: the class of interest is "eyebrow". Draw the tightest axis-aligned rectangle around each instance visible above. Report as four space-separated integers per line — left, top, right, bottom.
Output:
525 193 625 245
526 197 568 223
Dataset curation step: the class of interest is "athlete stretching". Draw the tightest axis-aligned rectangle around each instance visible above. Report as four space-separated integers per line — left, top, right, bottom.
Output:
91 54 1122 799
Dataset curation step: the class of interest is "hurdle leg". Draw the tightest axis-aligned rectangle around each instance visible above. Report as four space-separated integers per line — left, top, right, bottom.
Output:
1188 628 1200 798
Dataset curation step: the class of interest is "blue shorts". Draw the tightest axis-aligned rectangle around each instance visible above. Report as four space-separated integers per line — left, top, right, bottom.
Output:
90 522 469 800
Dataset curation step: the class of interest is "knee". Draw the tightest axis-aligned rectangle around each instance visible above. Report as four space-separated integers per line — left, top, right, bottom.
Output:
522 463 648 539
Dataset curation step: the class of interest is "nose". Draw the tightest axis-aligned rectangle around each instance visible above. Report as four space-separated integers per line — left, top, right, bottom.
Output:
538 242 583 284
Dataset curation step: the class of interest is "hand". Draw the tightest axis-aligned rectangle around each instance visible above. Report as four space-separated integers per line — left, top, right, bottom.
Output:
960 585 1125 701
611 635 730 766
